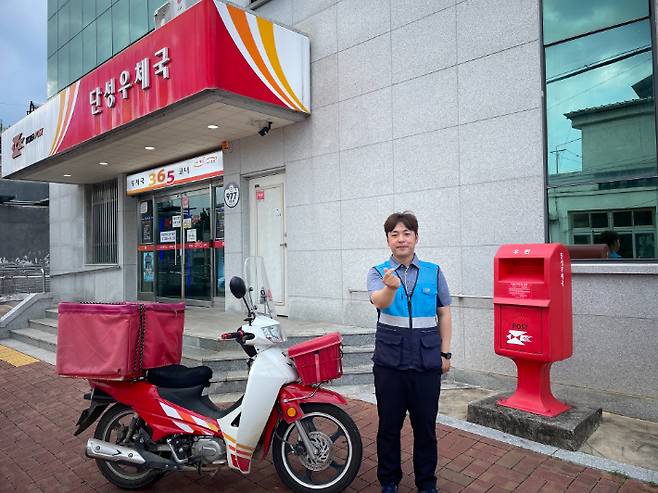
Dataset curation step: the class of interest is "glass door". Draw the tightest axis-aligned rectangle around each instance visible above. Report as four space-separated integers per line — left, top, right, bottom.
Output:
182 189 212 302
155 196 183 299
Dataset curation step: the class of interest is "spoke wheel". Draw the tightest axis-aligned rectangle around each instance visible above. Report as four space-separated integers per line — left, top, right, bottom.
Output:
94 404 164 490
272 403 362 493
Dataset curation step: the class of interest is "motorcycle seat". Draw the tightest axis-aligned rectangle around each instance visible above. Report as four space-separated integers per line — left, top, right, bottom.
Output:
146 364 212 388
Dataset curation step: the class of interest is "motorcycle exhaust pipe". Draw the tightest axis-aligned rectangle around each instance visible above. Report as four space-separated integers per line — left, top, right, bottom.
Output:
85 439 180 470
86 438 147 465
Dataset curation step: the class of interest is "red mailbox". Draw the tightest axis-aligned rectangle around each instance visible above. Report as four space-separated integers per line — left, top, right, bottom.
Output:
494 243 572 417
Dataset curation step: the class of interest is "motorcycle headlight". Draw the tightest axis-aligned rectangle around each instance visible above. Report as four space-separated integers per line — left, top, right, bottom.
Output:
262 325 286 343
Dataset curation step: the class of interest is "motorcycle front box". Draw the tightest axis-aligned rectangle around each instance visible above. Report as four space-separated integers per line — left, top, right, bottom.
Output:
288 332 343 385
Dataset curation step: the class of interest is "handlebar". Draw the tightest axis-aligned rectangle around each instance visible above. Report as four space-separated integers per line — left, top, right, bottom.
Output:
219 329 255 342
220 330 243 340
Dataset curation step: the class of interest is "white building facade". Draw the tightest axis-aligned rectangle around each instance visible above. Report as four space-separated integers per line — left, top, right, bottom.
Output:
2 0 657 420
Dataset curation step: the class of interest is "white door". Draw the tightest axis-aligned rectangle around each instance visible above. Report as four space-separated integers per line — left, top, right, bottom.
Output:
249 174 287 315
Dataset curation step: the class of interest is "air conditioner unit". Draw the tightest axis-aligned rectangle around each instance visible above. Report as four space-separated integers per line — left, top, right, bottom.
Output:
153 0 201 28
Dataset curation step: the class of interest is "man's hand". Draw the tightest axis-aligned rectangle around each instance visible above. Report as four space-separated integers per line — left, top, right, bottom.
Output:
441 356 451 374
382 268 400 290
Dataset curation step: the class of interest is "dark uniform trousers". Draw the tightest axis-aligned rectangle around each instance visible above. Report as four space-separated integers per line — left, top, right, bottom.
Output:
374 363 442 490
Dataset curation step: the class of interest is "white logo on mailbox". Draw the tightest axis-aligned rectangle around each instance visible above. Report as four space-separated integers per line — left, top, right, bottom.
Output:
507 330 533 346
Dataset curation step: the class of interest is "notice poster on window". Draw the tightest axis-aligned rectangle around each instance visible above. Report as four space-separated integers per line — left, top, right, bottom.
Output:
141 222 152 243
143 252 154 283
186 229 197 242
172 215 181 228
160 231 176 243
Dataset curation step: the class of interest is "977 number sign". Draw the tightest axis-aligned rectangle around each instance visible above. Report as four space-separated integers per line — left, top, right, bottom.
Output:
224 183 240 208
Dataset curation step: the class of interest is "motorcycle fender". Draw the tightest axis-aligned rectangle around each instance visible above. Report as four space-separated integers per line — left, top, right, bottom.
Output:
278 383 348 424
74 388 115 436
260 406 280 459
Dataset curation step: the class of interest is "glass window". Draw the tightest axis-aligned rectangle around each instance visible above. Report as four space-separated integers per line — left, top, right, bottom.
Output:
48 0 58 18
58 0 68 9
97 8 112 63
572 208 657 258
47 54 58 98
69 33 83 82
82 22 97 74
543 0 658 260
214 186 225 300
543 0 648 45
58 0 70 47
48 14 58 57
147 0 160 31
613 211 633 227
83 0 96 27
57 43 69 92
130 0 149 43
69 0 82 38
139 200 154 293
112 0 130 55
86 180 118 264
97 0 111 15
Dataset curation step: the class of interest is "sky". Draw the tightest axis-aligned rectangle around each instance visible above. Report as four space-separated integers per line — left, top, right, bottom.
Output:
0 0 47 130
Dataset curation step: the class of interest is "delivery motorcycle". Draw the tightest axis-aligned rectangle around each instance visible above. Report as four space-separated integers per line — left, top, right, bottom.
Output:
72 258 363 492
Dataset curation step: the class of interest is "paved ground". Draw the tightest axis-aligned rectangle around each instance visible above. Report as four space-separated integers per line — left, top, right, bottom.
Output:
1 357 657 493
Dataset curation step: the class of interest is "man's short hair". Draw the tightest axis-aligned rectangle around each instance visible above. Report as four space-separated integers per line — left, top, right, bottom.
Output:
598 230 619 247
384 211 418 236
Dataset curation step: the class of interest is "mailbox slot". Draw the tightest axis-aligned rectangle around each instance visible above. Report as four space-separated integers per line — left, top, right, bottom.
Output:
498 258 544 282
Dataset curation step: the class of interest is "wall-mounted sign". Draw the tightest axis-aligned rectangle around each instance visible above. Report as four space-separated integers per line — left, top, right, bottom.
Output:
127 151 223 195
186 229 197 242
11 128 44 159
172 215 181 228
160 231 176 243
90 47 170 116
224 182 240 208
2 1 309 179
256 188 265 201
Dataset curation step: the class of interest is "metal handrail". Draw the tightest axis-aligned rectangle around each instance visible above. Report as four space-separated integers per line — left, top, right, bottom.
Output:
0 263 50 295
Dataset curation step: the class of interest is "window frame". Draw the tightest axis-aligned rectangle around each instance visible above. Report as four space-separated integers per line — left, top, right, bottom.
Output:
85 179 119 265
540 0 658 263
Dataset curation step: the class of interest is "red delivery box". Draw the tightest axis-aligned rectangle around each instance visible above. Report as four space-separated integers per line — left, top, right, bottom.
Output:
494 243 572 362
288 332 343 385
56 302 185 380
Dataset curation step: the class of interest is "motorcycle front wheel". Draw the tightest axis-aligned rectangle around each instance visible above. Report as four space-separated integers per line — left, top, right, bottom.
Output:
272 403 363 493
94 404 165 490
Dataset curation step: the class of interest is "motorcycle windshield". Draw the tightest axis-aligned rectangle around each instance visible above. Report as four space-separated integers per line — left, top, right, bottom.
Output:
243 256 277 319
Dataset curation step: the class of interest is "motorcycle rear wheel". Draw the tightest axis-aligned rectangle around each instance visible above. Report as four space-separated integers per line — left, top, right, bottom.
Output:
272 403 362 493
94 403 165 490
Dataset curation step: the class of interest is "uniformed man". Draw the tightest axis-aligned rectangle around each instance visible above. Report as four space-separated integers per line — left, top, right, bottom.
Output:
367 211 452 493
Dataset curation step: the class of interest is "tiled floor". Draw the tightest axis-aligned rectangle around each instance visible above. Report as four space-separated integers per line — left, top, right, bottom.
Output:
0 359 656 492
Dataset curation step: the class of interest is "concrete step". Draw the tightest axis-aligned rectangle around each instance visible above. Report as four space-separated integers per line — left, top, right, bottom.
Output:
31 313 376 355
181 344 375 374
207 364 374 395
183 329 376 354
28 318 58 335
9 327 58 353
0 338 56 366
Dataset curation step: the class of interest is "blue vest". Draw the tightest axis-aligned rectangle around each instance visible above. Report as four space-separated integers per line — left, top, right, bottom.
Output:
372 259 443 371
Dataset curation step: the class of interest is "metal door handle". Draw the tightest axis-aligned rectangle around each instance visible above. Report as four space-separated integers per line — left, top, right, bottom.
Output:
280 242 287 247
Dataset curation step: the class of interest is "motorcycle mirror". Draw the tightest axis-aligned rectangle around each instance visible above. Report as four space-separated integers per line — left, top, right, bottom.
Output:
229 276 247 299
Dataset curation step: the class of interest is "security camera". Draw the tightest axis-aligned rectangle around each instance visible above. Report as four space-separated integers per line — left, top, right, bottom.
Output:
258 121 272 137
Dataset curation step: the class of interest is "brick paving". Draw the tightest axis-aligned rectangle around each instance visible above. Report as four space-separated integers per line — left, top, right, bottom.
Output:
1 360 657 493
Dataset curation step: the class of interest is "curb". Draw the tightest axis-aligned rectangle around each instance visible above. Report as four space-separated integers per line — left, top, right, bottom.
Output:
437 413 658 485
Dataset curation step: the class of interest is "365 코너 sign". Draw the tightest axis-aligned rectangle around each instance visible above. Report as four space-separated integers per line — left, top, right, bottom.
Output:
126 151 223 195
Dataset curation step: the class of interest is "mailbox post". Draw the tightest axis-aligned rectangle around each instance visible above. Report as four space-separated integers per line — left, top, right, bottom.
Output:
493 243 572 417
